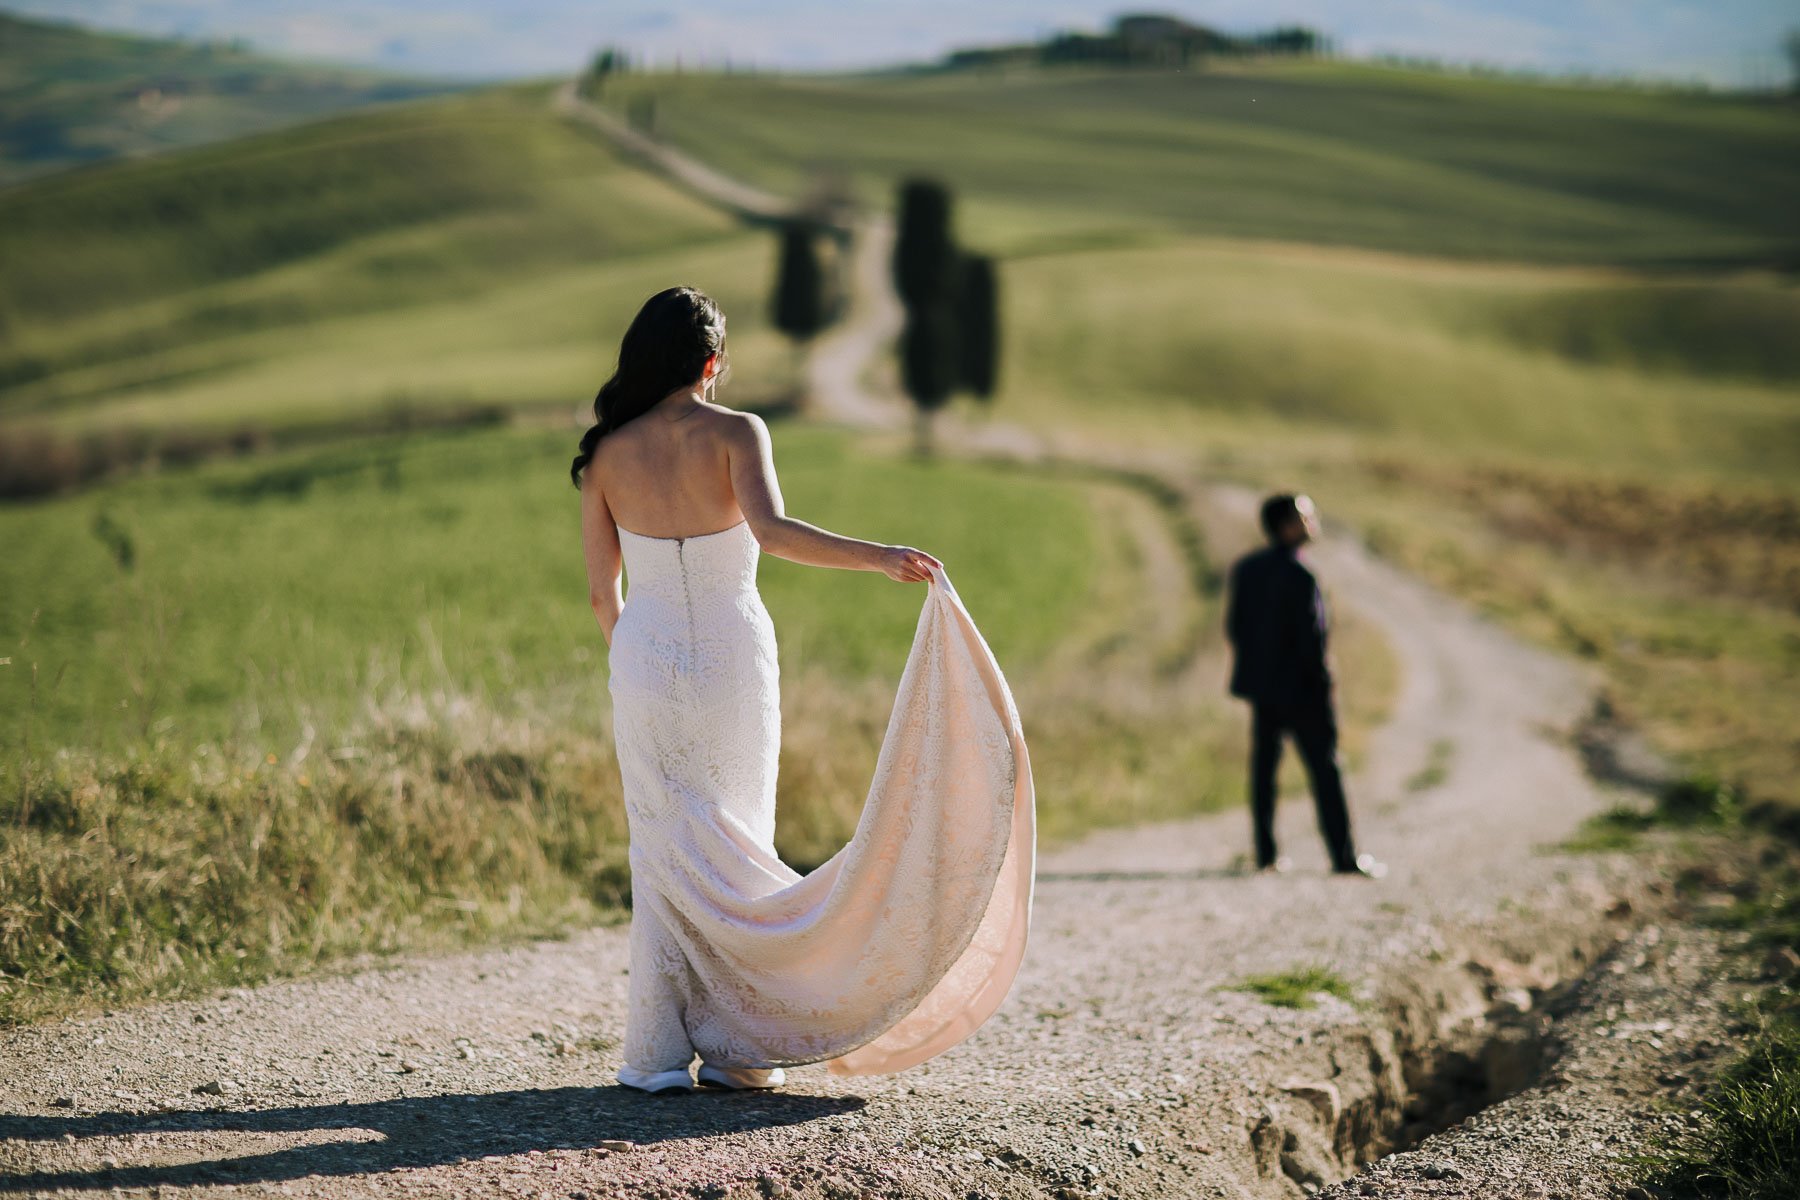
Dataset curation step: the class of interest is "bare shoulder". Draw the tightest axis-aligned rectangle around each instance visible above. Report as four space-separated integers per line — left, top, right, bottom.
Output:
706 406 769 452
578 450 609 506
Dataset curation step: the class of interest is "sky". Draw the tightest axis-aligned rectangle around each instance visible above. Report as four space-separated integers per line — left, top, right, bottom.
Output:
8 1 1796 87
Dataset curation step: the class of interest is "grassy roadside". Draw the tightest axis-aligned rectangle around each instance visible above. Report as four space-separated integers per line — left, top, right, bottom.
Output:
1649 887 1800 1200
1299 462 1800 821
1559 788 1800 1199
0 418 1258 1024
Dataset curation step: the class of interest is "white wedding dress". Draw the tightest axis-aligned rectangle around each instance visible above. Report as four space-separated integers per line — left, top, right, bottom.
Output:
608 519 1034 1083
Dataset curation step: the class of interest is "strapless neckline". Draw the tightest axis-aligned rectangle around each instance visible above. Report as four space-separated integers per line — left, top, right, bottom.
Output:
616 519 749 544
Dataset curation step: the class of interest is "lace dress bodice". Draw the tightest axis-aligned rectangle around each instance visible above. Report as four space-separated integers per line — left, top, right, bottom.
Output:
612 521 781 849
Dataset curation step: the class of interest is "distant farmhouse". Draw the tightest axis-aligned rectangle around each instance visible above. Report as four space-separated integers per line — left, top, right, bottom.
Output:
943 12 1329 71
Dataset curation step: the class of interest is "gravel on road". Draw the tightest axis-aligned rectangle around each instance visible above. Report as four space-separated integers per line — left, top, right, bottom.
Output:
0 471 1662 1199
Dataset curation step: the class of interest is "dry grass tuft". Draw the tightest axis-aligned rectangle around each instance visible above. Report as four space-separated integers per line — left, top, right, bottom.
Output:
1365 456 1800 612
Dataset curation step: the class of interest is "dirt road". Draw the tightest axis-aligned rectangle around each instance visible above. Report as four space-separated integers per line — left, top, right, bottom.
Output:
0 94 1685 1200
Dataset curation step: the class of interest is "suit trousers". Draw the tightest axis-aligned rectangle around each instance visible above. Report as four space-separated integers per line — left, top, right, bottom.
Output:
1249 699 1356 871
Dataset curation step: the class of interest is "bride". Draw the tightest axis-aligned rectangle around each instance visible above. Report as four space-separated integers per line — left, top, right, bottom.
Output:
572 286 1035 1094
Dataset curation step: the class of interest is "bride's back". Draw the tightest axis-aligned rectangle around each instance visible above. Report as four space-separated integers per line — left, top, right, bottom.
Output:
592 404 744 539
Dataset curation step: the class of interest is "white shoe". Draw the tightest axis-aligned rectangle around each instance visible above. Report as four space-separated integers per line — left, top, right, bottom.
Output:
696 1063 785 1090
616 1065 693 1094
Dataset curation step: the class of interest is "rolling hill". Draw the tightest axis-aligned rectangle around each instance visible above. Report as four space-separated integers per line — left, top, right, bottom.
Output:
1 56 1793 484
577 63 1799 486
596 62 1800 268
0 10 461 186
0 84 782 437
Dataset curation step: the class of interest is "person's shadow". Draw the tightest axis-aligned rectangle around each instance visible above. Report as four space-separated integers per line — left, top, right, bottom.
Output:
0 1084 865 1193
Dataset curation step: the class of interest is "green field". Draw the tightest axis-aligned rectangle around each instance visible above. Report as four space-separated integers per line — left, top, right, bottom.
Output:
597 63 1800 266
992 239 1800 487
0 12 459 186
1 423 1096 753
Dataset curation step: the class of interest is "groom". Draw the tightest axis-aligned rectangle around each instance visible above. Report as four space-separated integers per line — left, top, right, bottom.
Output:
1225 494 1382 878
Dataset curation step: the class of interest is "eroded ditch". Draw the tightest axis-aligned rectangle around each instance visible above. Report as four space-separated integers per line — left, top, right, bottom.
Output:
942 891 1650 1200
1241 898 1647 1196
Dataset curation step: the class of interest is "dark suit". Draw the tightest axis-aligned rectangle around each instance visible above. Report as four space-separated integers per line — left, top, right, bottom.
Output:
1225 545 1357 871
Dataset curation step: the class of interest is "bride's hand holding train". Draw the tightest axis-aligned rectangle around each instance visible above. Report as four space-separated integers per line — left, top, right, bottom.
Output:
876 545 941 584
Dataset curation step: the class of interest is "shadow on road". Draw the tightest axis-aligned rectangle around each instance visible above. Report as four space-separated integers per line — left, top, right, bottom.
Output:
0 1085 865 1193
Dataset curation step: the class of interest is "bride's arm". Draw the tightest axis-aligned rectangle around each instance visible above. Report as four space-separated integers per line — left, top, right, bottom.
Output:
580 473 625 645
727 413 940 583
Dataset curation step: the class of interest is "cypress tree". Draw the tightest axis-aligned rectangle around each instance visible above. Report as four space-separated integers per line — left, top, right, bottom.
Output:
955 254 999 401
581 47 627 98
900 299 957 453
894 179 959 450
893 179 955 309
772 222 826 344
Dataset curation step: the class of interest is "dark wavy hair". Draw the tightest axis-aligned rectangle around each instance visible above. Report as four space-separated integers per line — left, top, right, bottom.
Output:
570 286 728 487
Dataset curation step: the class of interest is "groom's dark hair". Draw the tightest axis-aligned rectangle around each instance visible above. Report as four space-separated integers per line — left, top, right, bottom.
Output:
1260 494 1301 541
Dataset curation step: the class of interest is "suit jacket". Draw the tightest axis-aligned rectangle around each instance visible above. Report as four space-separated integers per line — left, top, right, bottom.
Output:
1225 544 1332 707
